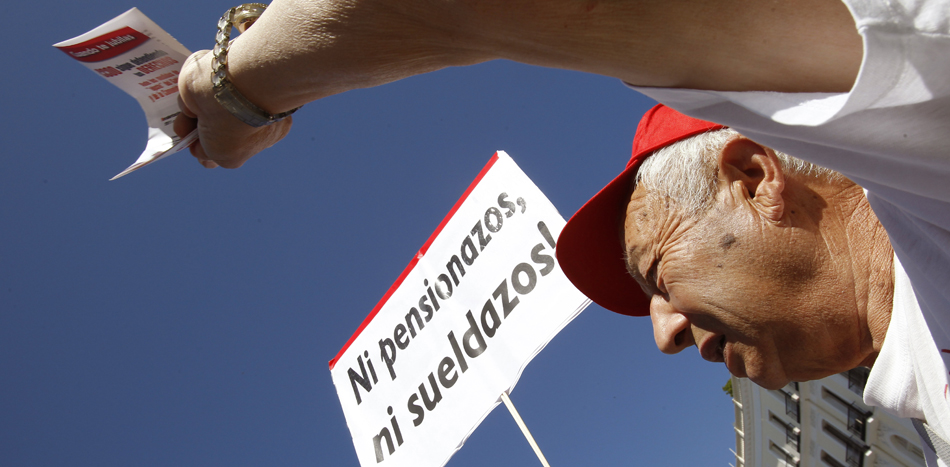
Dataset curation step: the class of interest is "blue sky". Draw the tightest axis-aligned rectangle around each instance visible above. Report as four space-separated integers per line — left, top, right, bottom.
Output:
2 1 736 465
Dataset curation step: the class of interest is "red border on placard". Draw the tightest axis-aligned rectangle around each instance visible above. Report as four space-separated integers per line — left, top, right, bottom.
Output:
328 152 501 370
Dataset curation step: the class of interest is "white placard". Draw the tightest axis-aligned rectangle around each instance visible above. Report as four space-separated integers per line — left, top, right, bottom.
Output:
329 151 590 467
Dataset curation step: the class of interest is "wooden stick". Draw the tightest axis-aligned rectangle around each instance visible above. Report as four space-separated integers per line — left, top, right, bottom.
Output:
500 392 552 467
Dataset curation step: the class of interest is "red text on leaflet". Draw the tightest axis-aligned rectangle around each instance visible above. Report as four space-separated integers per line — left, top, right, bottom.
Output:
95 66 122 78
148 85 179 102
136 56 178 75
56 27 149 63
138 71 179 88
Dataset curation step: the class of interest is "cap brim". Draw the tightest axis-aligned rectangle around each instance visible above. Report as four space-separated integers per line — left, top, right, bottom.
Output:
556 163 650 317
557 103 726 317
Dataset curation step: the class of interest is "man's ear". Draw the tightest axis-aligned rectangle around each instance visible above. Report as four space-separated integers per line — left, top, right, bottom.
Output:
717 137 785 223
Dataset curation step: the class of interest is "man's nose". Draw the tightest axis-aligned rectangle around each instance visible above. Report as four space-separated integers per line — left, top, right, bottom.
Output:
649 294 694 354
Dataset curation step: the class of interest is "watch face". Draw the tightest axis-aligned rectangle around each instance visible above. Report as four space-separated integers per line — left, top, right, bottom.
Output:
233 4 267 33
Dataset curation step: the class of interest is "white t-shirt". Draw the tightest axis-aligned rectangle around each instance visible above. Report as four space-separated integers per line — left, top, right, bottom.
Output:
628 0 950 461
869 254 950 466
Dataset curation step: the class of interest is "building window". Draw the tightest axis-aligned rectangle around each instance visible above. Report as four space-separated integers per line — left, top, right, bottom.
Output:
787 424 801 450
823 422 868 467
821 451 848 467
769 412 801 451
843 367 870 396
780 389 801 423
770 441 800 466
822 388 872 440
845 441 865 467
846 405 869 439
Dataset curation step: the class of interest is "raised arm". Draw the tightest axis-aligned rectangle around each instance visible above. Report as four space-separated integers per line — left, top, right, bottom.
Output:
175 0 862 168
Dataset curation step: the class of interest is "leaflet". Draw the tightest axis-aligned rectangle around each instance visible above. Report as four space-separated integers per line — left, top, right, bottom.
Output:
55 8 196 180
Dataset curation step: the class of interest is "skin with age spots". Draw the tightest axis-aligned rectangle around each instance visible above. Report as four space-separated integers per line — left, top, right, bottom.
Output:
623 135 895 390
719 233 737 250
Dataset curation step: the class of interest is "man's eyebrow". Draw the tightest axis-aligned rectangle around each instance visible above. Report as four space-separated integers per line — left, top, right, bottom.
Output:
624 247 646 285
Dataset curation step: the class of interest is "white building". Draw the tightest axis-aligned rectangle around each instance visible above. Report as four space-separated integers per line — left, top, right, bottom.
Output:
730 368 926 467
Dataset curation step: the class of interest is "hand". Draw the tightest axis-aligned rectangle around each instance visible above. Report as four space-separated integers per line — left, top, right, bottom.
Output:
170 0 484 172
173 50 292 169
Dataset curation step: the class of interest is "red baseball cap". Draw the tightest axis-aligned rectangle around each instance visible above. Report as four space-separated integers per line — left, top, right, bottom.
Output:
556 104 725 316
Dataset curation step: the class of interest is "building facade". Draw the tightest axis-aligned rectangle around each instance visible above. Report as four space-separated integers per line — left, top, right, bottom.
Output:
730 368 926 467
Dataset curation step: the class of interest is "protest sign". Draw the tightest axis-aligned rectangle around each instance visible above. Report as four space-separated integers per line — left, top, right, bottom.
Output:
55 8 196 179
329 151 590 467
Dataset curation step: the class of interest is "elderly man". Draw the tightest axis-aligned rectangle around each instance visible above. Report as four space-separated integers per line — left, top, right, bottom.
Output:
558 105 895 392
175 0 950 463
554 101 950 464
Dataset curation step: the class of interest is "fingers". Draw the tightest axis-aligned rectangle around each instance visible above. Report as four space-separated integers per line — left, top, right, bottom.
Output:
174 95 216 168
176 51 217 168
176 49 295 170
172 105 219 169
177 95 197 119
173 97 197 139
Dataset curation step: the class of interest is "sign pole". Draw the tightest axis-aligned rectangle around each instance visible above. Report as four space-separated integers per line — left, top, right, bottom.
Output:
500 392 552 467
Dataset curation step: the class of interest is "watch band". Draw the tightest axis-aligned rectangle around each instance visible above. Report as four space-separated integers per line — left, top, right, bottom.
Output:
211 3 301 127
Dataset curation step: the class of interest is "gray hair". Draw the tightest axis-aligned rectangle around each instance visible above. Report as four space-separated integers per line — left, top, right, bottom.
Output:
634 128 839 216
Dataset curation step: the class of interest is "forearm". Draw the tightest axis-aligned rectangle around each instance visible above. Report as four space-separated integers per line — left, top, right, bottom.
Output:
176 0 862 168
223 0 488 114
224 0 862 114
476 0 862 92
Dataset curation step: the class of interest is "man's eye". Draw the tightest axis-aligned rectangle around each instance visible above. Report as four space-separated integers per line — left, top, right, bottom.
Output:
649 263 669 295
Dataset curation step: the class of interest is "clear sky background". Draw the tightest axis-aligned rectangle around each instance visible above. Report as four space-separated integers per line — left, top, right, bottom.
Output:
2 1 737 465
